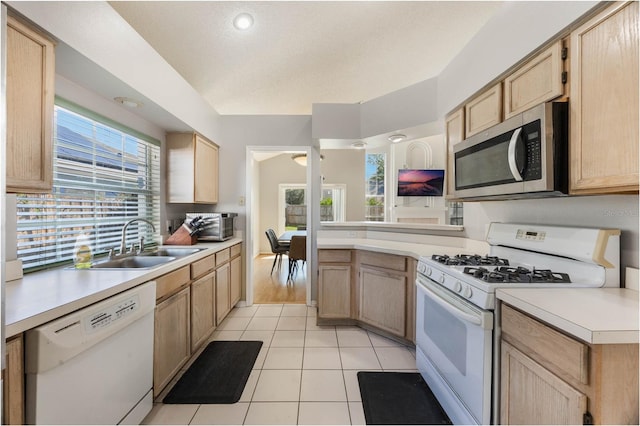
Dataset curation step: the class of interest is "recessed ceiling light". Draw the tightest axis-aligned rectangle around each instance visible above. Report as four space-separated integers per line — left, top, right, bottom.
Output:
351 141 367 149
114 97 142 108
233 13 254 30
388 134 406 143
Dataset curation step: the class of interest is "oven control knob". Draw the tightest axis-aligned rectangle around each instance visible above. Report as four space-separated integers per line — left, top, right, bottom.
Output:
438 274 445 284
418 263 426 274
463 286 473 299
425 267 432 277
454 281 462 293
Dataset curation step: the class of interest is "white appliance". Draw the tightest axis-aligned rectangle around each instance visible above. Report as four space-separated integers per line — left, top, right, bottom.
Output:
415 223 620 425
25 281 156 425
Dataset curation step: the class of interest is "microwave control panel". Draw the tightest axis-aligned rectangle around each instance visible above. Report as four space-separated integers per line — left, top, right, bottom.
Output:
522 120 542 181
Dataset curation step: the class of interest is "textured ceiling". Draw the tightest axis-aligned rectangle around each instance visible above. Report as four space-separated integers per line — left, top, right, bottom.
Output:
110 1 503 115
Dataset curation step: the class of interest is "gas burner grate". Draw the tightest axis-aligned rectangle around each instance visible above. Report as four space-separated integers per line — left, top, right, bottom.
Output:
431 254 509 266
463 266 571 283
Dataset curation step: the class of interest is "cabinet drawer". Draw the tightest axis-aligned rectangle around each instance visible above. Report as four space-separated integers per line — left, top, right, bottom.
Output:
191 254 215 279
502 304 588 384
319 250 352 263
230 243 242 258
359 251 406 272
156 266 191 301
216 248 230 266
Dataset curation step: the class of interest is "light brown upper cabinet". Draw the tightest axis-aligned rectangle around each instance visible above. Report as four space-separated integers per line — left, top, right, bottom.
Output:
504 40 565 119
6 15 55 193
569 1 639 194
445 108 464 198
166 132 219 203
464 82 502 138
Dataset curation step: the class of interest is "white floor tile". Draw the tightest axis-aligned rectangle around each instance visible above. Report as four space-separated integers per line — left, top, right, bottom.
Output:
252 370 302 402
281 304 308 316
252 345 269 369
141 403 198 425
303 347 342 369
276 316 307 331
375 346 417 370
337 328 373 347
349 401 367 425
254 305 283 317
189 403 249 425
246 316 279 331
305 330 338 347
298 402 351 425
340 347 381 370
367 331 403 347
263 347 304 369
244 402 298 425
239 370 260 402
307 306 317 317
228 306 259 318
210 330 243 341
240 330 274 347
300 370 347 402
217 316 251 331
271 330 306 347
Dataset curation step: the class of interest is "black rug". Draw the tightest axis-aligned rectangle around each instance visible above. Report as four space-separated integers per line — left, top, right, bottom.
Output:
358 372 451 425
163 340 262 404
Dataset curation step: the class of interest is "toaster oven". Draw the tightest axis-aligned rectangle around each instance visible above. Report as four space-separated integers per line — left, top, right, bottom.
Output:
185 213 237 241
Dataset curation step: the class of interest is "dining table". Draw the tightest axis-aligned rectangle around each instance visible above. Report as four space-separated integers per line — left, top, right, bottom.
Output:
278 230 306 245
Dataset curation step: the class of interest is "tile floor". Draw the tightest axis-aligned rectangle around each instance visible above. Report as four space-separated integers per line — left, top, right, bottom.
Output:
143 304 418 425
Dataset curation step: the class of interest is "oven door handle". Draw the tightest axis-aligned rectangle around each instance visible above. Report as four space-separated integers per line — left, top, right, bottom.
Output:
508 127 524 182
417 279 482 326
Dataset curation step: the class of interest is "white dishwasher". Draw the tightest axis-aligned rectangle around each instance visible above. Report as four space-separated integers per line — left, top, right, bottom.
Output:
25 281 156 425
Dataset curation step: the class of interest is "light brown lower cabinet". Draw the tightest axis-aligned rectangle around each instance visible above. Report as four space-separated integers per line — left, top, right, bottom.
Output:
358 266 407 336
230 254 242 307
318 264 352 319
154 286 191 398
500 304 639 425
3 334 25 425
190 270 216 352
215 262 231 325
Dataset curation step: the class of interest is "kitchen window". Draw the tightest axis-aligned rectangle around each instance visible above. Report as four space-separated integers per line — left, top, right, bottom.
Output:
16 99 161 270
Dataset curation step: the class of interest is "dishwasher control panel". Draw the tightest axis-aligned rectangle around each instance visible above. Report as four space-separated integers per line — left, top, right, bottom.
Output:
83 295 140 333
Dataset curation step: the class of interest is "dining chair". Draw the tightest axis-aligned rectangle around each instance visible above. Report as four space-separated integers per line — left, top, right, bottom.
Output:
287 235 306 282
265 229 289 275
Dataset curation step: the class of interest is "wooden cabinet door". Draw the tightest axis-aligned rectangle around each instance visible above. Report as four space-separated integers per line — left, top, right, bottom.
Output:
445 108 464 197
194 135 219 203
6 15 55 193
190 271 216 352
230 254 242 307
216 262 231 324
358 266 406 336
569 1 639 194
154 286 190 397
465 82 502 138
318 264 351 319
501 340 587 425
4 335 24 425
504 40 564 118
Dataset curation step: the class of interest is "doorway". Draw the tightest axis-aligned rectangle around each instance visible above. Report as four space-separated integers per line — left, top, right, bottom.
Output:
245 147 312 306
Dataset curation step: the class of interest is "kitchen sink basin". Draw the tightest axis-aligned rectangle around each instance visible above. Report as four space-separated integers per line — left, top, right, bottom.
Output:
90 255 176 269
140 247 204 257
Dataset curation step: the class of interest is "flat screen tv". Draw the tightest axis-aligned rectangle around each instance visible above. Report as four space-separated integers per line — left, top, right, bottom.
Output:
397 169 445 196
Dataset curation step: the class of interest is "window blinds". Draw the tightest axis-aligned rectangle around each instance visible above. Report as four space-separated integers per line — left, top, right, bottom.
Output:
16 103 161 270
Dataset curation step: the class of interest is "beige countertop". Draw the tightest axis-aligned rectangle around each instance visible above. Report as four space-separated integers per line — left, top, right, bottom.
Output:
5 238 243 337
497 287 639 344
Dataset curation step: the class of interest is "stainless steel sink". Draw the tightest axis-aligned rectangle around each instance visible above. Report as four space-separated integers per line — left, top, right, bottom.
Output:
140 247 204 257
90 255 176 269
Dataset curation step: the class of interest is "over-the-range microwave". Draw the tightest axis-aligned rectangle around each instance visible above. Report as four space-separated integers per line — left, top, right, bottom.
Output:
451 101 568 200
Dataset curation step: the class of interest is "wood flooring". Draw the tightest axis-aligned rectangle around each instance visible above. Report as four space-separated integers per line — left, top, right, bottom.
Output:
252 254 306 304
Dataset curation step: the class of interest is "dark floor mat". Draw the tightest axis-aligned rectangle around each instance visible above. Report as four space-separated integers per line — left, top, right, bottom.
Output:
163 340 262 404
357 371 451 425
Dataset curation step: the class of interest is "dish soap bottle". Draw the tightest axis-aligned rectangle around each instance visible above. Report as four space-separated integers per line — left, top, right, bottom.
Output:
73 233 93 269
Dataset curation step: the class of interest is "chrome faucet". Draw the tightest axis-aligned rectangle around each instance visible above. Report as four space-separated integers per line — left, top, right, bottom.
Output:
119 218 156 256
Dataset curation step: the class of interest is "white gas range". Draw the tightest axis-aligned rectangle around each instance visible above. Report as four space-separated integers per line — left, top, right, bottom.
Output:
415 223 621 425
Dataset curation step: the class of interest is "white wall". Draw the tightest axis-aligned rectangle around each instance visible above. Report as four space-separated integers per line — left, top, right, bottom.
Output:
321 149 366 221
